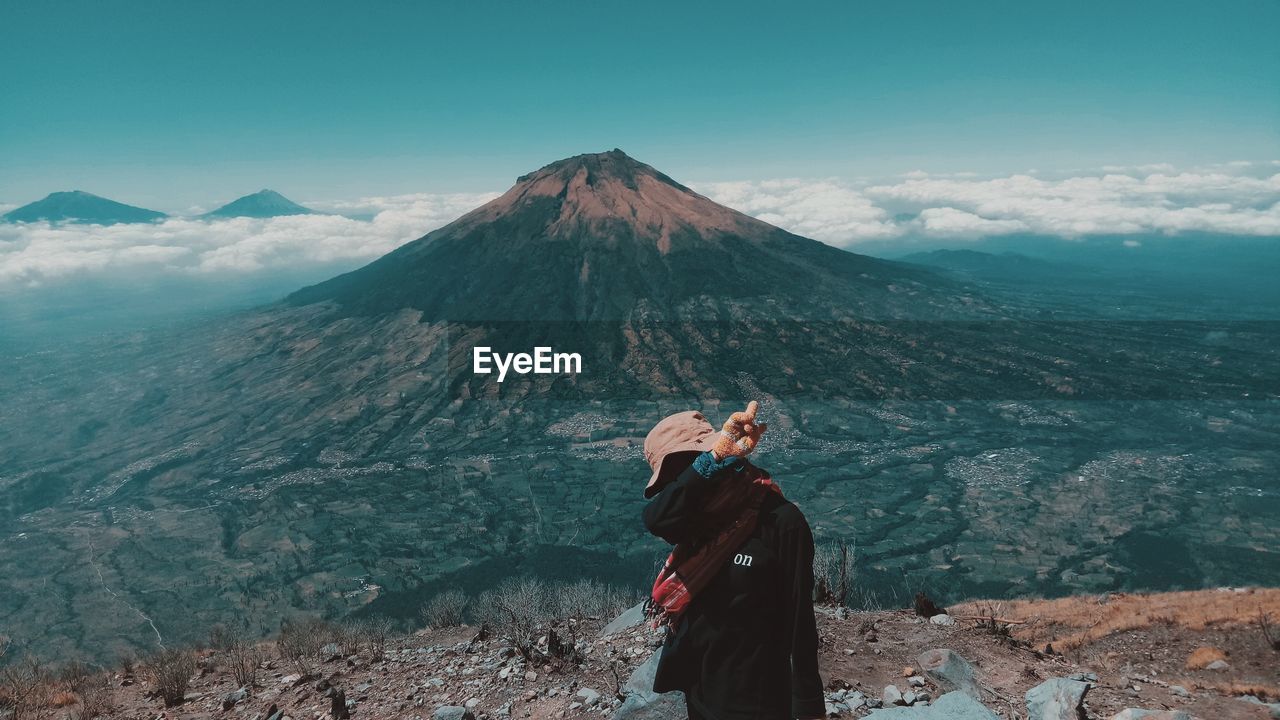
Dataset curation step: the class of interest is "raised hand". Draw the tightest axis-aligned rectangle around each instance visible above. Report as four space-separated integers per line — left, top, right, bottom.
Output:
710 400 768 460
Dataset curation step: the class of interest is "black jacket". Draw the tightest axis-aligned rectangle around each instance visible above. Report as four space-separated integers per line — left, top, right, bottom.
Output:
642 460 825 720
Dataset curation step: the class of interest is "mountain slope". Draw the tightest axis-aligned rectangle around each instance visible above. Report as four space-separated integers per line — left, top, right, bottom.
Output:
3 190 167 224
289 149 989 321
203 189 315 218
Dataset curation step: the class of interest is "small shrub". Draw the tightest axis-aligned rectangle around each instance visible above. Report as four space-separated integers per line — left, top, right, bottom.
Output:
221 634 264 691
814 540 854 606
70 673 112 720
116 653 136 677
555 579 636 621
421 588 469 628
974 601 1014 640
1 654 54 720
276 618 335 677
1259 609 1280 652
340 617 393 662
474 576 551 660
142 648 194 708
58 660 94 696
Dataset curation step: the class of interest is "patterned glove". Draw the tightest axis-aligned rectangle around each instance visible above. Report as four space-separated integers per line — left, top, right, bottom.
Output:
709 400 768 461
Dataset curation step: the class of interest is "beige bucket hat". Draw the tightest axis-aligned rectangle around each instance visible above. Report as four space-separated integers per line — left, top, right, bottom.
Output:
643 410 719 498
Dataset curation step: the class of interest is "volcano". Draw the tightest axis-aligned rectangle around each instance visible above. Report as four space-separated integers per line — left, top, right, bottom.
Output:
289 150 986 321
3 190 167 224
203 189 315 219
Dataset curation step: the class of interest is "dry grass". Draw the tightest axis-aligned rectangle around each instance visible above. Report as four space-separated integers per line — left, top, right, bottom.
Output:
1184 646 1227 670
951 587 1280 653
1186 680 1280 702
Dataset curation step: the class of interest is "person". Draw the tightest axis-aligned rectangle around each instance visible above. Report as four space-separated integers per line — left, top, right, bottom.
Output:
640 402 825 720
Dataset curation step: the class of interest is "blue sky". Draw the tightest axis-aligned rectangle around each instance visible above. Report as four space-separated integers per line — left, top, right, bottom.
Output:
2 0 1277 210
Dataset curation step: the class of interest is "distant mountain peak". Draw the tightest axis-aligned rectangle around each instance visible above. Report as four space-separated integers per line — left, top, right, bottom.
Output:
203 189 314 219
2 191 167 224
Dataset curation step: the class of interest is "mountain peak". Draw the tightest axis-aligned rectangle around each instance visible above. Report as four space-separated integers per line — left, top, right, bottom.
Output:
515 148 682 192
2 191 167 224
455 149 760 254
203 189 314 219
518 148 653 179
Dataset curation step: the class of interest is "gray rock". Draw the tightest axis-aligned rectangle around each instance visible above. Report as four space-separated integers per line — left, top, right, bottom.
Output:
221 687 248 710
1110 711 1194 720
1238 695 1280 719
1169 686 1190 698
576 688 602 706
1204 659 1230 671
435 706 476 720
866 691 1000 719
613 649 687 720
1067 672 1099 685
903 691 918 705
917 649 983 700
929 614 956 626
1026 678 1090 720
884 685 905 706
601 602 648 637
826 689 866 712
908 676 926 688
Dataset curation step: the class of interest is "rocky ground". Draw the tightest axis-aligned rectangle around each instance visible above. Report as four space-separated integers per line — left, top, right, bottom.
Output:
19 589 1278 720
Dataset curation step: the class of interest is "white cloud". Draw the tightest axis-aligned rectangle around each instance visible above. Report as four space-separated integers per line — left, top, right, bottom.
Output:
0 192 497 287
916 207 1027 236
864 170 1280 239
693 179 898 242
2 162 1277 289
701 163 1280 245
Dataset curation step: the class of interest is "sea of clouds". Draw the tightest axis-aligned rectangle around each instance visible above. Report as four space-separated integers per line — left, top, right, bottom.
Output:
696 160 1280 244
1 161 1276 288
